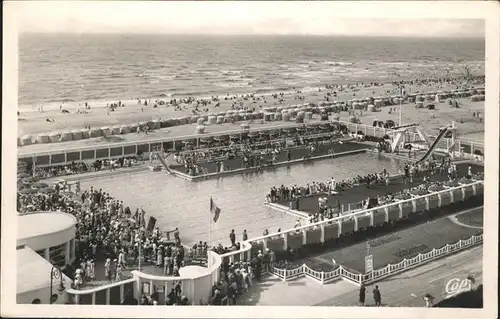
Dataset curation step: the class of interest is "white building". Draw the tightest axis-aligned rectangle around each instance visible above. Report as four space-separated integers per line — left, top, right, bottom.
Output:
17 212 76 304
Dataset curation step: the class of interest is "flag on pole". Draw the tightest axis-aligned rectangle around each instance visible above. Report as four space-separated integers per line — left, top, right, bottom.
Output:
210 197 221 223
140 208 147 227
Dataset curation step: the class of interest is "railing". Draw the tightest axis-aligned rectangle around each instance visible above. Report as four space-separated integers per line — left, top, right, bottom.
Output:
267 234 483 286
65 250 222 305
177 131 345 155
18 120 483 169
216 180 483 265
18 120 331 157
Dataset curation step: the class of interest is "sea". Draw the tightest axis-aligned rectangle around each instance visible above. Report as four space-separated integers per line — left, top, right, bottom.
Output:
19 34 484 112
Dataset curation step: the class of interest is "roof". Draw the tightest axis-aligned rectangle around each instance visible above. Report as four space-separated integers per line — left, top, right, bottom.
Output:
17 246 72 294
17 212 77 241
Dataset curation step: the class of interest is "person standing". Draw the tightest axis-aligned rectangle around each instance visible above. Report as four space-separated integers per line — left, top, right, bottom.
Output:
105 258 112 282
373 285 382 307
242 230 248 241
359 284 366 306
423 293 434 307
229 229 236 246
118 249 126 268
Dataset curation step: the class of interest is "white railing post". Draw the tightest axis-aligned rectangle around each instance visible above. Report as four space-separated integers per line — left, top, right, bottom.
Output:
92 292 96 305
106 288 110 305
384 207 389 222
321 271 325 285
302 229 307 245
283 233 288 250
398 203 403 218
449 190 454 203
320 224 325 243
425 196 430 210
263 238 268 251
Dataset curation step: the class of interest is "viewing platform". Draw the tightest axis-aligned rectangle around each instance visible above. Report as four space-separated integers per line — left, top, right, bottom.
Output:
272 162 484 215
169 140 369 181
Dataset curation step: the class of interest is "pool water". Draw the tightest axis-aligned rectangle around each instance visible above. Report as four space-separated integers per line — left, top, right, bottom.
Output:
79 153 402 246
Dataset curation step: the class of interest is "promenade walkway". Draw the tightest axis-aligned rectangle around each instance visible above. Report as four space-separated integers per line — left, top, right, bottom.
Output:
238 245 483 306
302 207 483 273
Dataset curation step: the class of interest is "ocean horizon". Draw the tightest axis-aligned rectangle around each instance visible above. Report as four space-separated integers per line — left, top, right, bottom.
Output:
19 33 484 111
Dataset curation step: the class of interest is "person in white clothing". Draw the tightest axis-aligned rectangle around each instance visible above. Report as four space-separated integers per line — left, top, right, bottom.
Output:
89 259 95 279
118 249 126 268
241 269 249 292
86 259 92 279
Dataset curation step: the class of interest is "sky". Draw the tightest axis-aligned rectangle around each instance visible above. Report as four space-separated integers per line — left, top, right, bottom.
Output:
7 1 486 37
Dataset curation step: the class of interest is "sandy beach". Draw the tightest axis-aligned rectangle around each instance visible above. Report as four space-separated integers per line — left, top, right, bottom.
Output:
17 79 485 145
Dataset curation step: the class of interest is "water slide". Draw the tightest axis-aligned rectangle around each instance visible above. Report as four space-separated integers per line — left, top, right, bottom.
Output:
416 128 449 164
156 152 173 174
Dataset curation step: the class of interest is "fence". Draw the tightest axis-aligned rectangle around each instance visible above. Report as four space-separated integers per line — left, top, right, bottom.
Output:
267 234 483 286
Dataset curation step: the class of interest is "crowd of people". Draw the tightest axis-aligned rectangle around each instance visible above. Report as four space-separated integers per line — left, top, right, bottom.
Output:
18 166 186 289
266 158 461 206
27 156 140 179
304 162 476 224
211 247 275 305
173 131 347 177
266 168 393 205
123 72 486 117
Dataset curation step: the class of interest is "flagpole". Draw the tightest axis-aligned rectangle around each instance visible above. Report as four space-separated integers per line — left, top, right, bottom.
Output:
138 206 142 271
208 197 212 268
399 86 403 127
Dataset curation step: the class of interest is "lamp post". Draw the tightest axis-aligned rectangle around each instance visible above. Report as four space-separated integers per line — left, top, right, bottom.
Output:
49 265 65 304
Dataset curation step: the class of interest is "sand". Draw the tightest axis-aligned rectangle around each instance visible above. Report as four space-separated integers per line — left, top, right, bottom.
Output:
17 80 483 138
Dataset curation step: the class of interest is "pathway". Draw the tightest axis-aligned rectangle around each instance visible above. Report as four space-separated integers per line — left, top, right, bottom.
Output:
238 245 482 307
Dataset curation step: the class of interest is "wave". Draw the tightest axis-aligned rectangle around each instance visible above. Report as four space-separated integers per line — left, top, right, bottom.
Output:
110 73 125 79
221 70 243 75
322 61 354 67
255 86 295 94
171 91 211 98
155 93 174 98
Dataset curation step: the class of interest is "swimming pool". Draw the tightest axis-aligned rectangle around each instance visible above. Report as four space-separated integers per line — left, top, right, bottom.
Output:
78 152 402 246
